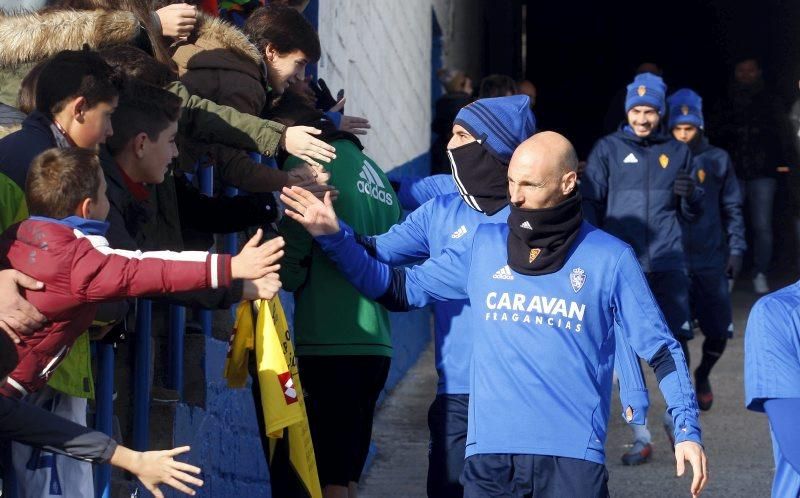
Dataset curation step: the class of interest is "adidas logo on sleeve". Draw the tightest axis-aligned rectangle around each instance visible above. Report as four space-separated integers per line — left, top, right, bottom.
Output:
451 225 468 239
357 160 394 206
623 153 638 164
492 265 514 280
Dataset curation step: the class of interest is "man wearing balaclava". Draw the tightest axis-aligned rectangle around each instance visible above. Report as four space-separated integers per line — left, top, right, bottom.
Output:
279 131 708 498
668 88 746 413
580 72 704 465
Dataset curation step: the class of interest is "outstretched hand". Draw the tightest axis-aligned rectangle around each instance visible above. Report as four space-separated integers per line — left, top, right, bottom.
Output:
282 126 337 169
230 230 284 280
675 441 708 497
280 186 340 237
287 163 340 201
111 445 203 498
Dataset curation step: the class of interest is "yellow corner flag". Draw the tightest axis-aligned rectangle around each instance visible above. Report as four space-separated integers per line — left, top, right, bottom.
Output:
224 297 322 498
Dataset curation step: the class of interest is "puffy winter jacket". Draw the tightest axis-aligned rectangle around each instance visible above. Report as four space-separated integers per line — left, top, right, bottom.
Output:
581 127 703 272
0 216 231 398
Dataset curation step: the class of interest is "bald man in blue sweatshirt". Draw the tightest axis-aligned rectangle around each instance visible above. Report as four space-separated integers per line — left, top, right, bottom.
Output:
281 131 707 498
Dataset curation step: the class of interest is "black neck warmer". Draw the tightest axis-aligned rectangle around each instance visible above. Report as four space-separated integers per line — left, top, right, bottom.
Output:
448 141 508 215
507 192 583 276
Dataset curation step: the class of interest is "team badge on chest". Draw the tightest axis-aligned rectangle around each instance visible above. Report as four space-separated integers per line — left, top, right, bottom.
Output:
697 169 706 183
659 154 669 168
570 268 586 293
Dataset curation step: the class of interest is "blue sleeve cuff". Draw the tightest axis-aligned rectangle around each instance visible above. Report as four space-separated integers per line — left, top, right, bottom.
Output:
325 111 343 130
619 389 650 425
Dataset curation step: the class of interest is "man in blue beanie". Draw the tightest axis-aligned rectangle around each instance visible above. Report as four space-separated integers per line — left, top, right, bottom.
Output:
581 72 704 465
668 88 746 411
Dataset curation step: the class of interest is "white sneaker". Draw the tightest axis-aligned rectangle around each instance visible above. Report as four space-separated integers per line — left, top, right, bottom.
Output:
753 273 770 294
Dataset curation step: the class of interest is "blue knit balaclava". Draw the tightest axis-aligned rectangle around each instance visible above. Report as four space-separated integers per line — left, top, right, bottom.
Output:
454 95 536 163
448 95 536 214
625 73 667 114
667 88 704 130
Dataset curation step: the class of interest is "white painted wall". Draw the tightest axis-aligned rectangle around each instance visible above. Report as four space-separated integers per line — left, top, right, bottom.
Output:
317 0 432 171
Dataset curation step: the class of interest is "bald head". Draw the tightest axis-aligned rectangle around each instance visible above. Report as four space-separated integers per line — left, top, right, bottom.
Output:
507 131 579 209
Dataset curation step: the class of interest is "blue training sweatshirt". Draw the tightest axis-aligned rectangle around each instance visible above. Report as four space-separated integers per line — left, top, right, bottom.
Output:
393 174 459 211
581 127 703 273
745 281 800 498
317 220 701 462
361 192 508 394
682 137 746 271
361 193 649 420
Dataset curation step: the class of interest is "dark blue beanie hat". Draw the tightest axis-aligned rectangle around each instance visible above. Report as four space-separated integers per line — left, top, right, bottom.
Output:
667 88 704 130
454 95 536 163
625 73 667 114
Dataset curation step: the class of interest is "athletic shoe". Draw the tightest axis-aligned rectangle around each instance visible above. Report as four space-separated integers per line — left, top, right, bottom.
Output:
695 374 713 411
621 440 653 466
663 411 675 450
753 273 770 294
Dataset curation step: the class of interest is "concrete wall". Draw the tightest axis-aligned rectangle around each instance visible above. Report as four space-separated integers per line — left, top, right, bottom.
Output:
316 0 432 173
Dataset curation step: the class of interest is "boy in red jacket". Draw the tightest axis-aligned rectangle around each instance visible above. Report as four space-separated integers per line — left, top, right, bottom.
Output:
0 147 284 398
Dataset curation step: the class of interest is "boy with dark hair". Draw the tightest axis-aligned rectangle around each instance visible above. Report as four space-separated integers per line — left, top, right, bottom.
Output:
243 4 321 96
0 146 283 399
0 49 125 188
103 80 281 303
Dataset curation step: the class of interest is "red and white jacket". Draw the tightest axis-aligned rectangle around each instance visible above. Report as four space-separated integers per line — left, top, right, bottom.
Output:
0 216 231 398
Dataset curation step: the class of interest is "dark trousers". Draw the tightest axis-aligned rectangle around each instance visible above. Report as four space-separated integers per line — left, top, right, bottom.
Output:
461 454 609 498
427 393 469 498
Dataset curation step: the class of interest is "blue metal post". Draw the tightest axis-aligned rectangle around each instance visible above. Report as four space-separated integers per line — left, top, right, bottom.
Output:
198 164 214 336
132 299 152 451
168 305 186 400
94 343 114 498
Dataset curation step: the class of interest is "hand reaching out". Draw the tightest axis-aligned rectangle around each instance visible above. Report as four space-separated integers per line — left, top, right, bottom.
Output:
328 98 371 135
110 445 203 497
287 164 339 201
0 269 46 344
282 126 337 169
280 186 340 237
155 3 197 41
230 230 284 280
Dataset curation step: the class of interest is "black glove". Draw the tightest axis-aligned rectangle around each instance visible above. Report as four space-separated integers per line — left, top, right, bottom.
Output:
309 78 340 112
726 254 743 280
673 172 696 198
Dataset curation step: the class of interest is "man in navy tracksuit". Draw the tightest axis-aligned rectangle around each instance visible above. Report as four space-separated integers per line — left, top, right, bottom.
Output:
668 88 746 411
581 72 704 464
280 131 707 498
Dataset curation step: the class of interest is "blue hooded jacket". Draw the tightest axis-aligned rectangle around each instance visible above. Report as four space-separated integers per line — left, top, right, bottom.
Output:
682 137 746 270
581 127 703 273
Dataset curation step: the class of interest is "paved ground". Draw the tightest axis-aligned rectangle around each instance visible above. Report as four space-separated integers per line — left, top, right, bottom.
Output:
360 283 779 498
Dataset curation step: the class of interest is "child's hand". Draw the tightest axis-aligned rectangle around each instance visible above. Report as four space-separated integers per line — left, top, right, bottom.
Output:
242 273 282 301
231 230 284 280
282 126 337 169
111 445 202 497
156 3 197 41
